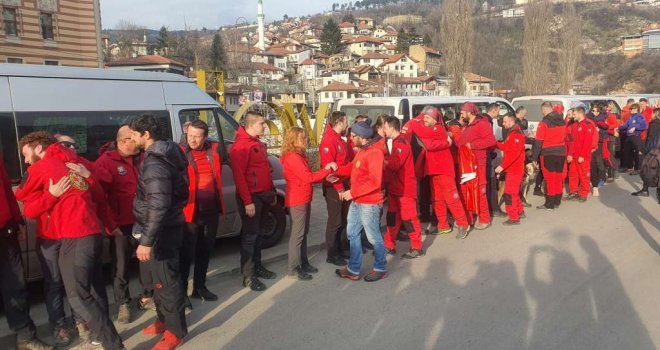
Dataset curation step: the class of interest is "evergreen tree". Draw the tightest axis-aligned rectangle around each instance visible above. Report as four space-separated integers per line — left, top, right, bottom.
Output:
342 13 355 24
210 33 227 71
320 19 343 55
395 28 409 53
156 26 169 55
423 32 433 47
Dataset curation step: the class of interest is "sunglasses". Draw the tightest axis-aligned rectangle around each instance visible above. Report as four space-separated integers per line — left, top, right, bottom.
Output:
59 141 78 150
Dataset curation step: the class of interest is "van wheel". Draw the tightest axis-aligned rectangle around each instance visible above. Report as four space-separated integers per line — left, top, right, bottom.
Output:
260 201 286 249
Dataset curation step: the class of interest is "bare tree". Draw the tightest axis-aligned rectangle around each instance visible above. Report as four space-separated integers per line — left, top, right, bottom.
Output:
113 20 147 59
440 0 475 95
521 0 552 95
557 1 581 94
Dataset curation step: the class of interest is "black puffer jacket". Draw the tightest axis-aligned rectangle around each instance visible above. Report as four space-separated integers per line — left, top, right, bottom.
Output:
644 119 660 154
133 140 189 250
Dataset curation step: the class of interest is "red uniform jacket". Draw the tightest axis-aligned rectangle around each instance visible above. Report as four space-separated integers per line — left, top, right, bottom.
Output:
0 155 23 228
457 116 497 167
385 135 417 198
281 151 330 207
229 127 274 205
532 112 567 160
319 124 352 191
567 118 597 160
641 107 653 140
621 105 631 125
94 146 140 227
497 126 525 175
416 123 455 177
606 113 619 136
181 141 225 222
15 144 104 239
335 140 385 204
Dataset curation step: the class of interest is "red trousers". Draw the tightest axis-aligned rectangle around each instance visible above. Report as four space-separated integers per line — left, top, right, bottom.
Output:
431 174 470 229
568 159 591 199
384 195 422 250
540 156 565 197
503 173 523 221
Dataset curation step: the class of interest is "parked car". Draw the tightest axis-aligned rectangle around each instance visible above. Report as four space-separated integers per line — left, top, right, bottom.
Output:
0 64 287 281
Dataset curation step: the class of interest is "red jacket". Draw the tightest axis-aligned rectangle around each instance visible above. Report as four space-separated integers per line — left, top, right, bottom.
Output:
457 116 497 167
385 135 417 198
319 124 352 191
181 141 225 222
229 127 274 205
336 140 385 204
532 113 567 160
606 113 619 136
416 123 455 177
567 118 597 159
621 105 631 125
641 107 653 140
497 126 525 175
15 144 104 239
0 155 23 229
281 151 330 207
94 146 140 227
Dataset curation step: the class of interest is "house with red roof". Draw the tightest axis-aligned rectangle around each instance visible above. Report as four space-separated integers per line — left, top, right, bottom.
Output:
379 53 419 78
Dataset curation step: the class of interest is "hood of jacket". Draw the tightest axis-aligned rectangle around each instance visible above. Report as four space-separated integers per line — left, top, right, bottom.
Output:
146 140 187 172
322 123 344 141
44 143 78 163
543 112 565 127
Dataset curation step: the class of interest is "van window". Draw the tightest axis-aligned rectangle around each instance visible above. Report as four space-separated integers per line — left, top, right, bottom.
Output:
15 110 171 166
512 100 561 122
339 105 395 124
179 107 239 145
412 103 498 123
0 113 20 183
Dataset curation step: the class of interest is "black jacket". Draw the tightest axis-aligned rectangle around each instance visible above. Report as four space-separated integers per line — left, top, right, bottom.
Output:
133 140 189 251
645 119 660 154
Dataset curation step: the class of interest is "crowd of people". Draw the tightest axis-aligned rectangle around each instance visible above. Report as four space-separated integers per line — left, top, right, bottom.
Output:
0 98 658 350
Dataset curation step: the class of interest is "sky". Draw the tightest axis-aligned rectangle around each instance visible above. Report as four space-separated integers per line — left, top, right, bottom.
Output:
100 0 339 30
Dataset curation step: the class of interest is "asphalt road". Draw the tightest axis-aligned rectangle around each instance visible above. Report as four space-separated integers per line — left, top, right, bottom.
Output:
2 176 659 350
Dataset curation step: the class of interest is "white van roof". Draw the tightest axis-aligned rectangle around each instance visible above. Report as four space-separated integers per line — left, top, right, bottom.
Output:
0 63 191 82
338 96 507 105
512 95 615 102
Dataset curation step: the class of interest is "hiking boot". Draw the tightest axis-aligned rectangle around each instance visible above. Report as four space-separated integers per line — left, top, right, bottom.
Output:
402 249 425 259
536 204 554 211
182 296 193 310
455 226 470 239
519 212 527 219
139 297 157 311
191 287 218 301
117 303 131 324
53 324 73 347
243 277 267 291
255 265 277 280
473 222 491 230
76 322 91 343
326 256 346 266
363 270 388 282
288 266 312 281
152 330 182 350
335 266 360 281
436 227 453 235
632 190 649 197
17 338 54 350
503 219 520 226
385 248 396 256
577 196 587 203
301 261 319 274
563 193 578 201
533 187 544 197
592 187 599 197
143 320 166 336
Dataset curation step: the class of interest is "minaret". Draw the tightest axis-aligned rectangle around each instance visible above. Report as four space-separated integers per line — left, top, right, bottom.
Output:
257 0 265 51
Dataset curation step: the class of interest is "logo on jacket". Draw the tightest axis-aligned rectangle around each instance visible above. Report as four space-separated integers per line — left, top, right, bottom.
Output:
117 166 127 176
68 172 89 191
323 147 330 154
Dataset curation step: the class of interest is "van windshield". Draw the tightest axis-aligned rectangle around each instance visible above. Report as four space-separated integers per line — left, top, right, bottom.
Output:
339 105 395 124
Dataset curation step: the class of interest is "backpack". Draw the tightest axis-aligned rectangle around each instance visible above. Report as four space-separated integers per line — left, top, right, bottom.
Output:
640 147 660 187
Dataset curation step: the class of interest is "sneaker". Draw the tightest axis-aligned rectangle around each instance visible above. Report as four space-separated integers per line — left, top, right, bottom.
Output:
533 188 544 197
301 262 319 274
592 187 599 197
503 219 520 226
53 324 73 347
243 277 267 291
143 320 166 336
632 190 649 197
385 248 397 256
519 212 527 219
191 287 218 301
455 226 470 240
152 330 183 350
563 193 578 201
436 227 453 235
335 266 360 281
76 322 91 344
288 266 312 281
402 249 425 259
326 256 346 266
473 222 491 230
363 270 388 282
255 265 277 279
117 303 131 324
139 297 157 311
17 338 54 350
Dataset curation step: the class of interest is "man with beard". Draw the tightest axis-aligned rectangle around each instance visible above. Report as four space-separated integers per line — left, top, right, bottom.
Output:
565 104 596 202
532 102 567 210
131 114 189 350
495 113 526 225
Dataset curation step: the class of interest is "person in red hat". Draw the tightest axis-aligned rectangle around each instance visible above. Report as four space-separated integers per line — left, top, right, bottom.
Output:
532 102 567 210
457 102 497 230
495 113 526 225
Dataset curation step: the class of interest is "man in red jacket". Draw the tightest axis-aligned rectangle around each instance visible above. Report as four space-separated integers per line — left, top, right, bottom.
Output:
94 125 154 323
565 105 596 202
532 102 567 210
230 111 277 291
401 110 434 226
640 98 653 141
457 102 497 230
334 119 387 282
319 111 351 266
382 116 424 258
16 131 125 350
495 113 526 225
179 120 224 304
0 154 52 350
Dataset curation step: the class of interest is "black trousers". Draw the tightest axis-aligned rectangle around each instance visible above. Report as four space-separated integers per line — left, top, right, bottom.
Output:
59 235 124 350
418 176 432 222
322 186 349 259
0 233 37 342
623 135 645 171
180 208 219 291
591 144 607 187
37 238 80 330
607 135 618 176
147 227 187 339
237 193 272 278
111 225 153 305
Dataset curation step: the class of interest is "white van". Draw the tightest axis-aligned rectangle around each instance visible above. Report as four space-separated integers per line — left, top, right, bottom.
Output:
610 94 660 110
0 64 287 280
511 95 622 136
335 96 516 140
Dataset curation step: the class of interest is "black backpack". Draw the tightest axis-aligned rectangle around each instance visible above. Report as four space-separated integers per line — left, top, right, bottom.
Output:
640 147 660 187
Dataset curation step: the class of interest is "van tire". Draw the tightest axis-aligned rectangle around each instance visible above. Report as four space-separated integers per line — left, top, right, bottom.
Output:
260 201 286 249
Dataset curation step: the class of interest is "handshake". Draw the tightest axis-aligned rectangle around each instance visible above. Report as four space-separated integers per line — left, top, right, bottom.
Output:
325 162 338 171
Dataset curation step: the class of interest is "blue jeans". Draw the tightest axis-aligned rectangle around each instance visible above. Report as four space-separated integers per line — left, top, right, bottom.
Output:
346 202 386 274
